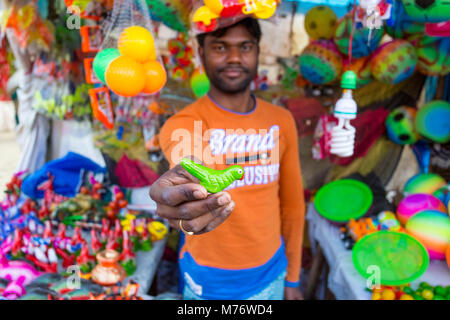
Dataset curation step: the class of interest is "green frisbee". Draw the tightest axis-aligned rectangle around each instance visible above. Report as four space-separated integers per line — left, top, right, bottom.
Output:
314 179 373 223
352 231 430 286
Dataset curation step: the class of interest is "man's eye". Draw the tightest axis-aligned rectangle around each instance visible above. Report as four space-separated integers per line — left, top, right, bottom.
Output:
213 45 226 52
241 44 254 52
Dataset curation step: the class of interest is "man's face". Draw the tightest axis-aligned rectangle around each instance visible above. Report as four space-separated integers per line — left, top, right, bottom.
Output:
199 24 259 94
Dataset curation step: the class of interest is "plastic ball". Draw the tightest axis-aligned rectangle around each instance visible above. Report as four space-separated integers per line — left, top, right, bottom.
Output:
142 60 167 95
433 184 450 208
397 193 447 226
304 6 338 40
118 26 156 63
385 106 420 145
105 56 146 97
415 36 450 76
370 40 417 84
401 0 450 23
190 69 210 98
344 56 372 88
93 48 121 84
386 1 425 41
333 14 384 58
415 100 450 144
404 173 447 196
405 210 450 260
298 40 343 85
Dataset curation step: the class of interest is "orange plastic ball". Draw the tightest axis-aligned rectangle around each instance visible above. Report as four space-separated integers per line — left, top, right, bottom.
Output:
142 60 167 94
105 56 146 97
118 26 156 63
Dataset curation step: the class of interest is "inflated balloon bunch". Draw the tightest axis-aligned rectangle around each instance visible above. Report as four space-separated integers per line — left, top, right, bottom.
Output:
93 26 167 97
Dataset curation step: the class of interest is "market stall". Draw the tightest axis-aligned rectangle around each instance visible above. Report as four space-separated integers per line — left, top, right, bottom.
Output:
0 0 449 301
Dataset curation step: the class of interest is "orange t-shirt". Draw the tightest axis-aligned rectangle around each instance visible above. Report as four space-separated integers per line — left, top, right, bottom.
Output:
159 95 305 285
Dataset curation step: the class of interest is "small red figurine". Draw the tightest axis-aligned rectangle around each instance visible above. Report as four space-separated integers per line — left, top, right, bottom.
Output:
90 229 103 253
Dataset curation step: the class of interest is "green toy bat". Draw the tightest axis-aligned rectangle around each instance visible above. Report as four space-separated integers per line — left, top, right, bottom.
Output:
181 158 244 193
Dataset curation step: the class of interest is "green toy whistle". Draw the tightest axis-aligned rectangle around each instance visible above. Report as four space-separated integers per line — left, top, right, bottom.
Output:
181 158 244 193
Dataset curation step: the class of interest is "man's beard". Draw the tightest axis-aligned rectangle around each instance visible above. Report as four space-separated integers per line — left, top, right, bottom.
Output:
204 62 257 94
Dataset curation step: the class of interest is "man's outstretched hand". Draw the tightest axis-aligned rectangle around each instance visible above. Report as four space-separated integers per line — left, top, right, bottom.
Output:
149 164 235 235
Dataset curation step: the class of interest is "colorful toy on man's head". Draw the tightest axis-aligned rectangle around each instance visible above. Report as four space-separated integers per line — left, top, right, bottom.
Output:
397 193 447 226
403 173 447 196
370 39 417 84
385 106 420 145
415 36 450 76
415 100 450 144
405 210 450 260
192 0 280 33
400 0 450 22
333 13 384 58
180 158 244 193
304 5 338 40
190 67 210 98
298 40 343 85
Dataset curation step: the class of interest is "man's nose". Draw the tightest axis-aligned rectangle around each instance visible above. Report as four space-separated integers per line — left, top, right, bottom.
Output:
226 46 242 64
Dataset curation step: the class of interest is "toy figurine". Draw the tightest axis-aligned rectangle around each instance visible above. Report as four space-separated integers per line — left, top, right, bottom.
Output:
105 229 120 252
76 243 96 273
90 229 103 253
140 222 152 252
180 158 244 193
0 256 42 299
120 231 137 276
91 249 126 286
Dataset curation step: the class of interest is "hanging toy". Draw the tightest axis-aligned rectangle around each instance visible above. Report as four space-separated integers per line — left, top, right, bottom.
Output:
190 67 210 98
356 0 392 30
93 25 166 97
142 60 167 94
180 158 244 193
330 71 358 158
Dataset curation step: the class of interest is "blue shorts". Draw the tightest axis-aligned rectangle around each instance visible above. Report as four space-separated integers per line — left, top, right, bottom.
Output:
183 271 286 300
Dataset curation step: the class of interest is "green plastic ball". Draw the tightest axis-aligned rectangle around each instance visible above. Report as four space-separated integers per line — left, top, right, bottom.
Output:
93 48 121 84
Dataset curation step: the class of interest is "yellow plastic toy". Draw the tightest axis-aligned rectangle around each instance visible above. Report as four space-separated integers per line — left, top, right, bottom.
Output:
118 26 156 63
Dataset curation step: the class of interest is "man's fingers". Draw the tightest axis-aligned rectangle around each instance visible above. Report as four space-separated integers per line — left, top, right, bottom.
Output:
169 200 235 235
155 192 232 220
196 201 235 235
150 182 208 206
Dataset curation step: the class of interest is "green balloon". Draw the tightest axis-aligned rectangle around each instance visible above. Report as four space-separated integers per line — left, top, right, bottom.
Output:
93 48 121 84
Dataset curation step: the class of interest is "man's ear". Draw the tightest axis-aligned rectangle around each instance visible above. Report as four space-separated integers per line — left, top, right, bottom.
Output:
198 46 205 65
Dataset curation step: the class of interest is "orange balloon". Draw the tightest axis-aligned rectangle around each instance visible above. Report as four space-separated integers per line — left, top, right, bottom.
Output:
142 60 167 94
105 56 146 97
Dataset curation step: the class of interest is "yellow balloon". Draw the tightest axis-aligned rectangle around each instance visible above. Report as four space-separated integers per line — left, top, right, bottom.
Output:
304 6 338 40
118 26 156 63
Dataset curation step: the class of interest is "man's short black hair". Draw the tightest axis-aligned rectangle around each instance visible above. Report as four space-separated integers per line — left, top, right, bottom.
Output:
196 17 262 47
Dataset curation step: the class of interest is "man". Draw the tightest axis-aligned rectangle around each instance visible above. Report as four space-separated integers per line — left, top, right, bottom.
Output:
150 17 305 300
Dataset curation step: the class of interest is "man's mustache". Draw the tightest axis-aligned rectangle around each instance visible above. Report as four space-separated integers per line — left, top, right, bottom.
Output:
217 66 250 74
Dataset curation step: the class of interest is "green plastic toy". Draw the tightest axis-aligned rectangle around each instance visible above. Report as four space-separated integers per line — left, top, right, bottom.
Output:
180 158 244 193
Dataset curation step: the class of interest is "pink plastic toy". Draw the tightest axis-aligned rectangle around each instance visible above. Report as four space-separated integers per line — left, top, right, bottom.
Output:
0 255 42 299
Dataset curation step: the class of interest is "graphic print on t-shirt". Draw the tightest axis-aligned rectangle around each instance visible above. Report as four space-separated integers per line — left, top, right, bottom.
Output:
206 125 281 191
